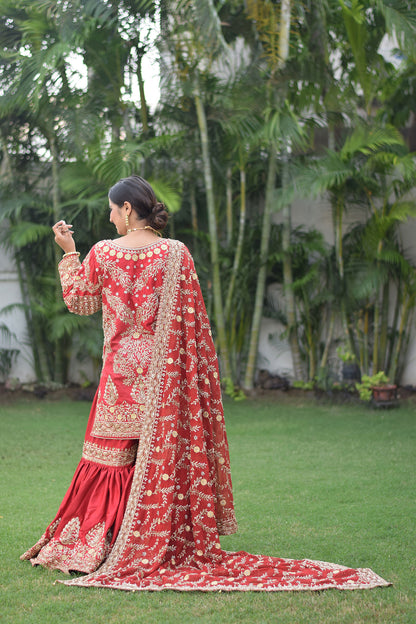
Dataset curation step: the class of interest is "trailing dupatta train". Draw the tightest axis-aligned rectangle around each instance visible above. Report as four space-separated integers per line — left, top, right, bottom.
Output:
23 238 390 591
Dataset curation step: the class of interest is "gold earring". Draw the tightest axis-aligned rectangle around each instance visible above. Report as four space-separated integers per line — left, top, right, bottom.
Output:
125 213 129 232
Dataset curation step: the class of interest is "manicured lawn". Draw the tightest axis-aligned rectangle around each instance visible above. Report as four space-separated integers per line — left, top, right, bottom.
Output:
1 394 415 623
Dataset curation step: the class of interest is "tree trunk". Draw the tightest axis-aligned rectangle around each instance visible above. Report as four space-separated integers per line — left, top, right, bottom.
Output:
49 133 68 384
386 276 402 370
137 51 149 137
281 150 305 380
193 84 232 381
319 310 335 370
21 256 50 381
0 130 12 182
226 165 232 245
389 294 411 382
225 166 246 321
49 135 62 272
242 0 292 391
243 145 277 391
372 239 384 373
278 0 291 68
380 280 389 370
190 183 198 234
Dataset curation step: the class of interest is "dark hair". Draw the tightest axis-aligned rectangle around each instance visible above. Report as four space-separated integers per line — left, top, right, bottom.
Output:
108 175 168 231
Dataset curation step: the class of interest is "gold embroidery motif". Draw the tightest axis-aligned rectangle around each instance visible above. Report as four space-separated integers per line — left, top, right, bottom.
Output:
60 517 80 545
23 518 112 574
113 334 154 386
85 522 106 548
93 402 145 437
131 375 147 405
82 440 138 466
103 375 118 406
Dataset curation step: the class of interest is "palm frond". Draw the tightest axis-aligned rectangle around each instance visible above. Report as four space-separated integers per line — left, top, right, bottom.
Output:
49 311 87 340
294 153 353 197
341 124 404 158
0 196 28 222
0 302 28 316
0 321 16 342
148 178 182 215
186 0 228 59
262 105 306 149
388 200 416 222
376 0 416 59
6 222 51 248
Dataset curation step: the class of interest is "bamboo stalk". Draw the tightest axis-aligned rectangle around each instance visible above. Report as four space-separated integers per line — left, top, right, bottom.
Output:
190 184 198 234
386 276 402 370
194 84 232 381
389 297 410 382
363 307 369 374
243 145 277 391
49 133 68 384
372 239 384 373
137 51 149 137
379 281 389 371
225 166 246 321
226 166 232 246
319 310 335 370
282 151 304 380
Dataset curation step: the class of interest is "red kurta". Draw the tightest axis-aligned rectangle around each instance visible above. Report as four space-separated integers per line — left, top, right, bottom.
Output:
22 238 390 591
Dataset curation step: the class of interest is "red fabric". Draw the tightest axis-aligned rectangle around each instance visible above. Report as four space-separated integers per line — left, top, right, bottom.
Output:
22 238 390 591
20 394 136 573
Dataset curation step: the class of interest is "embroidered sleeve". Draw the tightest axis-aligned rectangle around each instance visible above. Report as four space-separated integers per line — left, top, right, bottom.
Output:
58 245 103 315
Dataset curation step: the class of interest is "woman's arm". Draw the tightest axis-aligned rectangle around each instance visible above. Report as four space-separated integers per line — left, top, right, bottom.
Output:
52 220 103 316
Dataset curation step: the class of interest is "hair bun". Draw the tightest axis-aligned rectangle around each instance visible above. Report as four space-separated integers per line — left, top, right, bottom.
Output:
148 202 168 231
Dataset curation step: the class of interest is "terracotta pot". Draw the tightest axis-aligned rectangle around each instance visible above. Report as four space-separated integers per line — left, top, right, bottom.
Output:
371 385 397 402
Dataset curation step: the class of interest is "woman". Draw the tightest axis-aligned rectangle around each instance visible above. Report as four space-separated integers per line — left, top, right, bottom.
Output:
22 175 389 591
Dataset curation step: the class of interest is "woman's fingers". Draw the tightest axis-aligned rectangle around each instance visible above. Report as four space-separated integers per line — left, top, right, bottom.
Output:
53 220 74 235
52 220 76 253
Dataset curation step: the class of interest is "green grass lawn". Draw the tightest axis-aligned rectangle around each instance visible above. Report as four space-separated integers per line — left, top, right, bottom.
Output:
1 394 415 623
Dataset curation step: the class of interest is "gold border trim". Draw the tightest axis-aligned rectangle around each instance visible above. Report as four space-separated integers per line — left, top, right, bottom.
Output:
82 440 137 467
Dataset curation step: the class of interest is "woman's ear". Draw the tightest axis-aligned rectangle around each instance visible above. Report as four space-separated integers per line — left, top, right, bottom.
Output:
123 201 132 217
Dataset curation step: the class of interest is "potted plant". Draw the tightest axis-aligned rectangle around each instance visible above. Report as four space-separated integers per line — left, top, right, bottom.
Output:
355 372 398 405
336 347 361 384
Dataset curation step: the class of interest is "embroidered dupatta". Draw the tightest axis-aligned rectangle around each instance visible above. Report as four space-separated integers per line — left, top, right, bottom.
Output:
59 240 390 592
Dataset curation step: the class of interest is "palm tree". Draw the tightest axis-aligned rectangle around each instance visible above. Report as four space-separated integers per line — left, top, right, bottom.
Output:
0 0 161 382
242 0 310 390
295 123 416 379
162 0 236 381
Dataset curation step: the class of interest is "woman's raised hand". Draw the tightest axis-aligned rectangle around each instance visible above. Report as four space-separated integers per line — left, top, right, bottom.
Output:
52 220 76 254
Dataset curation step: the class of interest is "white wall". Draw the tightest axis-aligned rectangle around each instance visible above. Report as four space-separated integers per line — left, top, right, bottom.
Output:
0 246 34 382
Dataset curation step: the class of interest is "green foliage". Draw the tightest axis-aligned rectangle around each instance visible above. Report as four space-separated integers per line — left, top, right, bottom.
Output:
0 348 19 380
355 371 390 401
0 322 19 380
222 377 246 401
292 380 315 390
336 346 356 363
1 0 416 390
